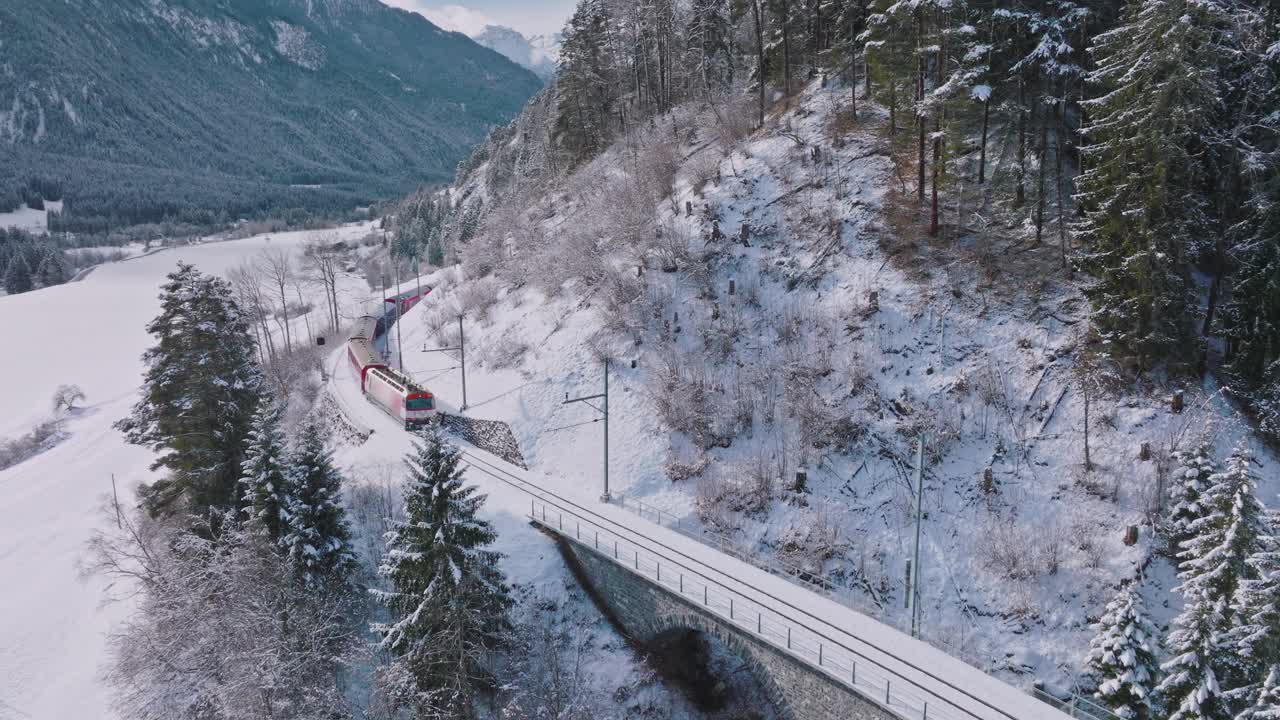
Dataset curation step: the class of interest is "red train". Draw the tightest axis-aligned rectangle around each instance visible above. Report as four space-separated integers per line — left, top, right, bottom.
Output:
385 286 430 316
348 303 436 428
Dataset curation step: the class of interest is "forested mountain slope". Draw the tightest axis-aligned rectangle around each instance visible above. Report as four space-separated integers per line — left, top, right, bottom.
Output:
385 1 1280 717
0 0 542 233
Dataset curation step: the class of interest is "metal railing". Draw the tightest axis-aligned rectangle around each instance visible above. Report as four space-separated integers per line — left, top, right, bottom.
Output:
458 449 1065 720
614 493 842 598
1031 689 1123 720
611 493 987 667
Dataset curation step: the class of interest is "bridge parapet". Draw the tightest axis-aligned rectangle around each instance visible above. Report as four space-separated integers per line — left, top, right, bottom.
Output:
457 449 1072 720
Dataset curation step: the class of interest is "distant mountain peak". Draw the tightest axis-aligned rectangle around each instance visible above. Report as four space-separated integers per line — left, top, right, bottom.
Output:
473 24 559 81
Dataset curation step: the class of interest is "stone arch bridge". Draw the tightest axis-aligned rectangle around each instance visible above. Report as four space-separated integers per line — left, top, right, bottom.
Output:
457 448 1077 720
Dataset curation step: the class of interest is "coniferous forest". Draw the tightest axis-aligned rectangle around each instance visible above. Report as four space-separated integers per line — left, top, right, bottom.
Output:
397 0 1279 447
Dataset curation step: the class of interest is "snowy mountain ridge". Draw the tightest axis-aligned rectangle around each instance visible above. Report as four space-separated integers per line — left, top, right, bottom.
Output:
473 24 560 80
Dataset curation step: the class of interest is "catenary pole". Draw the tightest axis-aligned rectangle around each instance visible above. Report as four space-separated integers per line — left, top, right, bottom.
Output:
563 358 610 502
909 434 925 638
458 316 468 410
394 256 403 371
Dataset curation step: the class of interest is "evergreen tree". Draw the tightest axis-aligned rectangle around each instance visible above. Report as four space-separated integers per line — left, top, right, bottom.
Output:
1162 443 1270 717
554 0 615 165
1229 513 1280 708
116 263 262 517
1074 0 1238 370
428 238 445 268
1169 441 1219 550
372 428 512 718
1219 27 1280 443
283 423 355 586
1160 588 1231 720
34 247 68 287
1087 581 1162 720
1236 665 1280 720
239 400 292 543
1181 444 1268 618
3 253 33 295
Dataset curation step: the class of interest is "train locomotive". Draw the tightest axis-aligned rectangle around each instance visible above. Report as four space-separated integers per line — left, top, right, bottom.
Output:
346 286 436 428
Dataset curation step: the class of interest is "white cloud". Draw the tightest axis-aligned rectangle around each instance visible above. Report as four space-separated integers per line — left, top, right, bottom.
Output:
381 1 494 37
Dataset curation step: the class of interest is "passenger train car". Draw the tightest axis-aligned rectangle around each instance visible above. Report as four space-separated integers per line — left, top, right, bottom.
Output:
385 287 430 316
348 304 437 428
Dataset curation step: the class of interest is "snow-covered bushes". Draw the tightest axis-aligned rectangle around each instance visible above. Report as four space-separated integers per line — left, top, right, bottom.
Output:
664 441 710 483
85 511 359 720
653 351 717 449
773 507 850 579
453 275 501 322
0 417 64 472
494 591 634 719
482 333 531 370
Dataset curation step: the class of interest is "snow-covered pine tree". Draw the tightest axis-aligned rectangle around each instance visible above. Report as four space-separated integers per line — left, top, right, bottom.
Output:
1236 665 1280 720
1161 442 1270 717
1087 581 1162 720
1229 509 1280 709
3 252 33 295
1074 0 1237 370
1181 444 1268 612
239 400 292 543
34 247 68 287
1168 441 1219 549
554 0 615 165
284 423 355 586
372 428 512 717
1219 27 1280 445
116 262 262 517
1160 589 1230 720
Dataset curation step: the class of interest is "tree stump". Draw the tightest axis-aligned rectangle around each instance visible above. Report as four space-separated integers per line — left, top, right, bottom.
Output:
1171 392 1184 414
1123 525 1139 546
981 467 996 495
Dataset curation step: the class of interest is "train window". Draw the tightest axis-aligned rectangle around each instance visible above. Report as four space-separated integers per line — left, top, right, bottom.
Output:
406 397 434 411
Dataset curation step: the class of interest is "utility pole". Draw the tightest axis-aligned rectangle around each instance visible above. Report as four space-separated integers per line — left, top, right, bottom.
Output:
908 434 925 638
564 358 610 502
414 256 422 312
422 316 467 410
394 255 403 371
458 316 466 410
110 473 121 529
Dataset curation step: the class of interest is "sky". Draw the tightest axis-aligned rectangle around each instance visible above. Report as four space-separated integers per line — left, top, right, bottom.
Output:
381 1 577 37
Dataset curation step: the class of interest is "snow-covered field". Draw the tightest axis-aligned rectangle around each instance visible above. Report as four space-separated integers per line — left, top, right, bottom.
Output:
0 224 378 719
0 201 63 233
0 223 690 719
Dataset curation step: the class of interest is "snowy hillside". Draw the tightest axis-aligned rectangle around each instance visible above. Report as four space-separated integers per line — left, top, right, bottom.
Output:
395 77 1280 700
